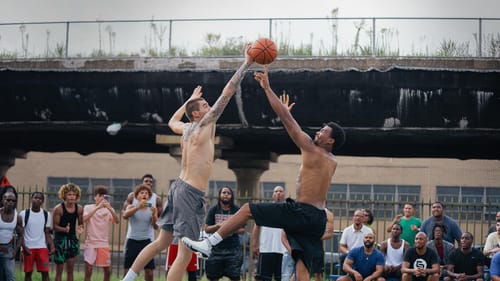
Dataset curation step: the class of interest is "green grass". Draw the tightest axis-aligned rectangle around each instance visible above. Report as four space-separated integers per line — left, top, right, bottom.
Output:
15 270 214 281
16 271 176 281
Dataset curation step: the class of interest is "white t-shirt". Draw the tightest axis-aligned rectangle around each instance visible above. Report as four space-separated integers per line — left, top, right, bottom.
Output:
340 224 373 250
19 209 51 249
484 232 500 258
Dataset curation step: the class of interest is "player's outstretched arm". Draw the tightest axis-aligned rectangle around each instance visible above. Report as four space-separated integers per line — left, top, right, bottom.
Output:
200 43 254 126
254 65 314 151
168 85 203 134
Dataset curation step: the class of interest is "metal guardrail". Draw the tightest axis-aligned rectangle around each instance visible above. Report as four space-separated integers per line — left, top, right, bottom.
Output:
1 17 500 59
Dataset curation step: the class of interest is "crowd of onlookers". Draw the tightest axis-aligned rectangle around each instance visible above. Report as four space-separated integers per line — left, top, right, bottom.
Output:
336 202 500 281
1 178 500 281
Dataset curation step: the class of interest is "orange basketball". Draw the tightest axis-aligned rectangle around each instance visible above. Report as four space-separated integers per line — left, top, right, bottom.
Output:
249 38 278 65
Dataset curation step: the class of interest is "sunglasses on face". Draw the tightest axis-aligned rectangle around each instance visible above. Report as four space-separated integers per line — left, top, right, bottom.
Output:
5 199 16 203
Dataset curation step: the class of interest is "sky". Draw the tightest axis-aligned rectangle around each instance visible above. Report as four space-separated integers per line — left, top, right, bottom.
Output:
1 0 499 57
1 0 500 23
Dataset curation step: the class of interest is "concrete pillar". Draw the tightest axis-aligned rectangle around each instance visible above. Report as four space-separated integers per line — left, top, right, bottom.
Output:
0 149 26 179
225 152 278 200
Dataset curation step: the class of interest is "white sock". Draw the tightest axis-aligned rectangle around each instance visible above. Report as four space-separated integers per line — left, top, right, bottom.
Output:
122 270 137 281
207 232 223 246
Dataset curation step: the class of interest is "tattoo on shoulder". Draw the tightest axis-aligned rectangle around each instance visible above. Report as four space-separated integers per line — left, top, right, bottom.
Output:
183 123 197 142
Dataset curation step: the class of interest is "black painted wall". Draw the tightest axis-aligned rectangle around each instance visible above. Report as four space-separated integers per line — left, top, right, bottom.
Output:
1 68 499 159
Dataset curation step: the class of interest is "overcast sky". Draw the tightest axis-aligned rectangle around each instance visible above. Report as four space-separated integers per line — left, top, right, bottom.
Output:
1 0 499 23
1 0 498 57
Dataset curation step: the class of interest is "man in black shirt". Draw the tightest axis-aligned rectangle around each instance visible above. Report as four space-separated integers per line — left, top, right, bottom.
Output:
204 186 245 281
402 232 440 281
444 232 484 281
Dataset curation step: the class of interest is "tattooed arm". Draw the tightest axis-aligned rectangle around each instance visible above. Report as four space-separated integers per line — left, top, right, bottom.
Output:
199 43 254 126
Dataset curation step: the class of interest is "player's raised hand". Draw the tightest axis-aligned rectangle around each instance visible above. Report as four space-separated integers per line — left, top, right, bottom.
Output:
253 65 270 90
279 91 295 111
189 85 203 100
244 43 254 64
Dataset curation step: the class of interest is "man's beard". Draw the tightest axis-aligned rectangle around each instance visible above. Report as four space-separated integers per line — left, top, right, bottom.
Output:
364 241 374 248
4 205 14 212
221 198 231 205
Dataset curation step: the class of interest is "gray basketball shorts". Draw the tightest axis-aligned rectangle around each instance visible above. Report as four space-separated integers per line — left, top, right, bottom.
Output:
159 178 206 240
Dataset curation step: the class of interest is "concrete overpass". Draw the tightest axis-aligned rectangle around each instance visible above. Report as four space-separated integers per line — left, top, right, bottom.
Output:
1 57 499 195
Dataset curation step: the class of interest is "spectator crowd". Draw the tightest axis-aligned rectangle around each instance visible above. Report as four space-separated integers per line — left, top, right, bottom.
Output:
1 181 499 281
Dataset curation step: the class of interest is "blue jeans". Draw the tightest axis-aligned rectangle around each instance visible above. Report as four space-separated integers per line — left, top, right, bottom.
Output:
281 252 295 281
0 244 15 281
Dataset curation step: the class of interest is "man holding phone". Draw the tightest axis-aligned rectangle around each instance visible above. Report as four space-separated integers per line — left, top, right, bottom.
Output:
122 174 162 242
83 185 119 281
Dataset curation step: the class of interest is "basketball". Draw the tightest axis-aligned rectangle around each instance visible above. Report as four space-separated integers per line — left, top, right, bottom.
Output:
249 38 278 65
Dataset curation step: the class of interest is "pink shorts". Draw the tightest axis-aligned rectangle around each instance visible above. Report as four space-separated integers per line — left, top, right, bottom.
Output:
83 247 111 267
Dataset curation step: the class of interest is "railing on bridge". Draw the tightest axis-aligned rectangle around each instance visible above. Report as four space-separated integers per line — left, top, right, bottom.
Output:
13 190 499 280
1 17 500 59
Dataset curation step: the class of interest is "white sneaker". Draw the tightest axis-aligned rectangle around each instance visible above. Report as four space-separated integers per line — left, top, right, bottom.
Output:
182 237 212 258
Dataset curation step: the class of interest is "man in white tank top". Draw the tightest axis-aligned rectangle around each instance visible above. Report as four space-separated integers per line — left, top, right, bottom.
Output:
0 191 26 281
379 223 410 281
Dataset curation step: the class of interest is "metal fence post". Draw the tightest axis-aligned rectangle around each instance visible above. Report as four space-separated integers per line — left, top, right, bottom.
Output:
65 21 70 58
478 18 482 57
269 18 273 40
168 20 173 56
372 17 376 57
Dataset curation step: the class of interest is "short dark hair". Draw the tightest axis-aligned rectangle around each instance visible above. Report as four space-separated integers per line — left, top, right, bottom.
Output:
433 201 444 208
0 185 18 208
142 174 154 181
31 192 45 200
326 122 345 151
463 231 474 241
0 185 17 199
432 223 447 234
392 223 403 233
94 185 109 196
185 98 205 121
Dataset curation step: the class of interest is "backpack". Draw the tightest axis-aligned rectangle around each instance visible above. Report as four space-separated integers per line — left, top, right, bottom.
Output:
24 208 49 231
